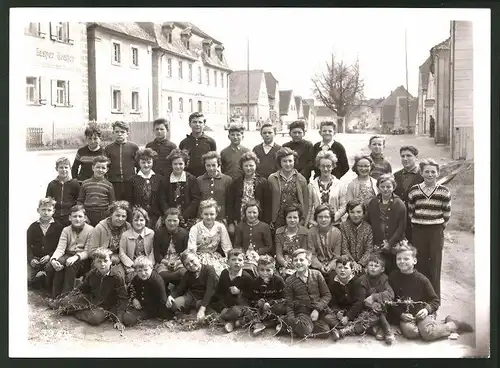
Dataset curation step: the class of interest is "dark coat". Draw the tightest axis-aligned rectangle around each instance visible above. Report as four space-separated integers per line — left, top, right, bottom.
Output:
366 194 407 247
226 175 272 224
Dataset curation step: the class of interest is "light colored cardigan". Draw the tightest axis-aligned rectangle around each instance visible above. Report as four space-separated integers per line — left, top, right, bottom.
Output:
88 219 132 255
51 224 94 261
345 176 379 203
119 227 155 268
306 177 346 226
268 171 309 224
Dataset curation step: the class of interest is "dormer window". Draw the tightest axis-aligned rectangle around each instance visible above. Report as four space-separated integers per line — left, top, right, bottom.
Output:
186 41 190 50
161 22 174 44
207 48 211 58
181 28 192 50
202 39 213 58
215 44 225 62
168 33 172 44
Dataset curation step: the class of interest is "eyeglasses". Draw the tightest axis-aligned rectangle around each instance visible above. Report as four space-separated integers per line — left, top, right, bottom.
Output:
357 165 371 168
320 165 333 169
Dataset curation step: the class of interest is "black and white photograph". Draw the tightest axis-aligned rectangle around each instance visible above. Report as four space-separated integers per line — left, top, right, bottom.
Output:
9 7 490 358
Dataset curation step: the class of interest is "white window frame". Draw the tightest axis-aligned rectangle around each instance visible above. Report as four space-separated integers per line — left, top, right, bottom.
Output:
188 64 193 82
111 86 123 113
206 69 210 86
167 96 173 113
189 99 193 113
213 101 217 114
49 22 72 44
214 70 218 87
197 100 202 113
130 45 139 68
198 66 202 84
25 23 44 38
131 90 141 113
167 58 172 78
178 60 183 80
179 97 184 112
50 79 71 107
221 72 224 88
112 40 122 66
26 76 44 105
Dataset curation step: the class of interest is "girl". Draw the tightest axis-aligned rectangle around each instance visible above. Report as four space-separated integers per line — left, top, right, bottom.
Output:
130 148 163 229
346 154 378 206
306 151 346 228
234 199 273 276
407 158 451 299
339 199 374 274
268 147 309 230
160 149 201 229
119 207 155 283
274 205 308 277
89 200 132 266
226 152 271 236
306 204 342 276
366 174 406 275
188 199 233 276
154 207 189 286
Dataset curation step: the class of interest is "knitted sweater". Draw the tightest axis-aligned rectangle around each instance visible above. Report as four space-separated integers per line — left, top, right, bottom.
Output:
179 134 217 178
26 220 64 262
197 172 233 221
77 176 116 212
282 139 314 181
249 274 285 304
369 153 392 180
51 224 94 261
104 141 140 182
268 171 309 224
252 143 282 179
407 184 452 226
307 225 342 270
327 274 358 319
153 227 189 263
159 172 201 221
130 270 168 316
311 140 349 180
46 178 80 219
220 145 250 180
129 173 163 218
226 175 271 224
145 138 177 177
350 273 394 319
88 219 132 255
171 264 219 307
234 221 273 254
213 268 254 307
366 194 407 247
71 145 105 182
339 219 374 266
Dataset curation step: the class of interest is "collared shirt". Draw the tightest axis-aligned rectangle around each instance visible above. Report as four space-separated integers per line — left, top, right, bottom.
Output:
179 134 217 178
228 268 243 281
333 274 355 286
297 269 309 284
170 171 187 183
279 169 298 183
320 140 335 151
401 166 420 193
220 144 250 180
263 142 275 155
369 153 392 180
38 218 55 235
138 170 155 180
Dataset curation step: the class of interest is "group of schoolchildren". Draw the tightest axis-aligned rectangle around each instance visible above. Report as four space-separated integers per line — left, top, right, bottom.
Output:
27 112 473 343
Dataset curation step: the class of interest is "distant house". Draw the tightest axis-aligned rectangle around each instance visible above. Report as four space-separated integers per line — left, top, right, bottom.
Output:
302 98 316 129
279 90 298 127
264 72 280 124
294 96 304 120
379 86 416 134
315 106 337 123
229 69 270 125
417 56 433 135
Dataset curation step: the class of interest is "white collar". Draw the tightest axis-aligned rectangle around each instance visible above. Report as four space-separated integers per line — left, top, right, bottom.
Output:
134 228 146 238
334 274 354 286
170 171 187 183
228 268 243 280
321 140 334 148
263 142 275 148
138 170 155 179
297 269 309 282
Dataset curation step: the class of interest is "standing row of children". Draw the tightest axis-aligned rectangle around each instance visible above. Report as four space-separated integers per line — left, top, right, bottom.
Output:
27 112 473 343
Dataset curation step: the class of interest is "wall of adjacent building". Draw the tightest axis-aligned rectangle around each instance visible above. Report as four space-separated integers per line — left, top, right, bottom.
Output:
434 48 451 145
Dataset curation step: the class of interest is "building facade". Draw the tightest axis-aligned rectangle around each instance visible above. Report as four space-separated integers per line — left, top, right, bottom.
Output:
87 23 155 127
430 38 451 145
294 96 304 120
23 22 88 143
279 90 298 128
264 72 280 124
379 86 416 134
229 70 269 126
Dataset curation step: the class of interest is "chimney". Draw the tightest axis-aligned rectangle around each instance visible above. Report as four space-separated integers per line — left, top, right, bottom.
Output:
215 44 224 62
202 39 212 58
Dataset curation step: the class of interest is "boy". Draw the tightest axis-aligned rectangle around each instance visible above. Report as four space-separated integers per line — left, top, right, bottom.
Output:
282 120 313 182
27 198 64 291
129 256 173 321
311 121 349 180
284 249 335 338
46 157 80 227
49 247 137 329
220 123 250 180
145 118 177 177
249 255 286 336
393 146 424 242
166 250 218 321
368 135 392 180
388 244 473 341
179 112 217 178
77 156 116 226
252 123 282 179
104 121 139 201
331 254 395 344
49 205 93 297
212 249 254 332
72 124 105 183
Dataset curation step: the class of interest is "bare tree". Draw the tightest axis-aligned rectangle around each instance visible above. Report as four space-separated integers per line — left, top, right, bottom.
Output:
312 53 365 131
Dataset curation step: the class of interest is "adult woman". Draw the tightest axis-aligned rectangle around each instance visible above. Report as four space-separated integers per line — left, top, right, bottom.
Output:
366 174 406 274
226 152 271 235
306 151 346 228
346 154 378 206
268 147 309 230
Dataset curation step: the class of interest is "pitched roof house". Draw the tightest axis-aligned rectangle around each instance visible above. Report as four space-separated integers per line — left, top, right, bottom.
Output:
279 90 298 124
229 70 270 123
380 86 417 133
264 72 280 122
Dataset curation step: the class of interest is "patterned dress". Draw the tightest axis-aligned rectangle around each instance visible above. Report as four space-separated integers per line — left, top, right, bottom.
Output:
107 218 128 254
163 238 184 272
275 174 300 228
358 179 376 204
188 221 233 276
275 226 308 277
241 177 256 219
134 235 146 258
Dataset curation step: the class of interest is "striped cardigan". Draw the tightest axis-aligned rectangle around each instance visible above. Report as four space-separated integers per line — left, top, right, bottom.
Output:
407 183 451 226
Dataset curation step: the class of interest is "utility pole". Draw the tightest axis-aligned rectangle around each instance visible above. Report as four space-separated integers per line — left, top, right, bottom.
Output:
246 37 250 131
405 28 411 132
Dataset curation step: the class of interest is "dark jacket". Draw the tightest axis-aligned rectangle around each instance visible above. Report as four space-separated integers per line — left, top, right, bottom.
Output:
282 140 314 181
179 134 217 178
366 194 407 247
312 140 349 179
72 145 106 182
171 264 219 307
226 175 271 224
350 273 394 319
46 178 80 219
27 221 64 262
104 141 140 182
249 274 285 304
160 172 201 221
130 173 163 219
327 274 358 319
213 269 254 308
153 226 189 263
145 138 177 177
129 270 168 316
393 168 424 204
252 143 282 179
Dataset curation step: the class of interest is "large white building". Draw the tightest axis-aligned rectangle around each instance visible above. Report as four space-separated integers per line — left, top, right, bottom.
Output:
138 22 232 144
23 22 88 143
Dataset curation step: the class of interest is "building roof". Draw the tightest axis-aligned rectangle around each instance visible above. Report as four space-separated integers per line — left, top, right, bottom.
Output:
89 22 156 43
264 72 278 99
294 96 302 111
303 98 315 107
316 106 336 117
173 22 222 44
229 70 265 105
419 56 432 90
381 86 414 107
279 90 293 115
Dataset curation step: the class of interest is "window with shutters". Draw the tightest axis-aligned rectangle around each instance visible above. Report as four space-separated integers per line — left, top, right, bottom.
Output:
167 97 173 112
25 23 44 37
26 77 38 104
131 46 139 67
131 91 140 113
111 87 122 113
51 80 71 107
49 22 72 44
197 100 202 113
112 41 122 65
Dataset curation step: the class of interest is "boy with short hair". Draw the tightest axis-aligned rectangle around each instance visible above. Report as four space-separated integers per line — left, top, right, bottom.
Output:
252 123 282 179
220 123 249 180
46 157 80 227
49 247 137 329
27 198 64 291
145 118 177 177
284 249 335 338
129 256 173 321
311 121 349 180
368 135 392 180
72 124 105 183
388 244 473 341
49 205 93 297
282 120 314 182
77 156 116 226
212 248 254 332
331 254 395 344
179 112 217 178
104 121 139 201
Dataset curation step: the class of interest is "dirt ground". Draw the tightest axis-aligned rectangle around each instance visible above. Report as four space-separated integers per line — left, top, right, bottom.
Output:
22 131 478 357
